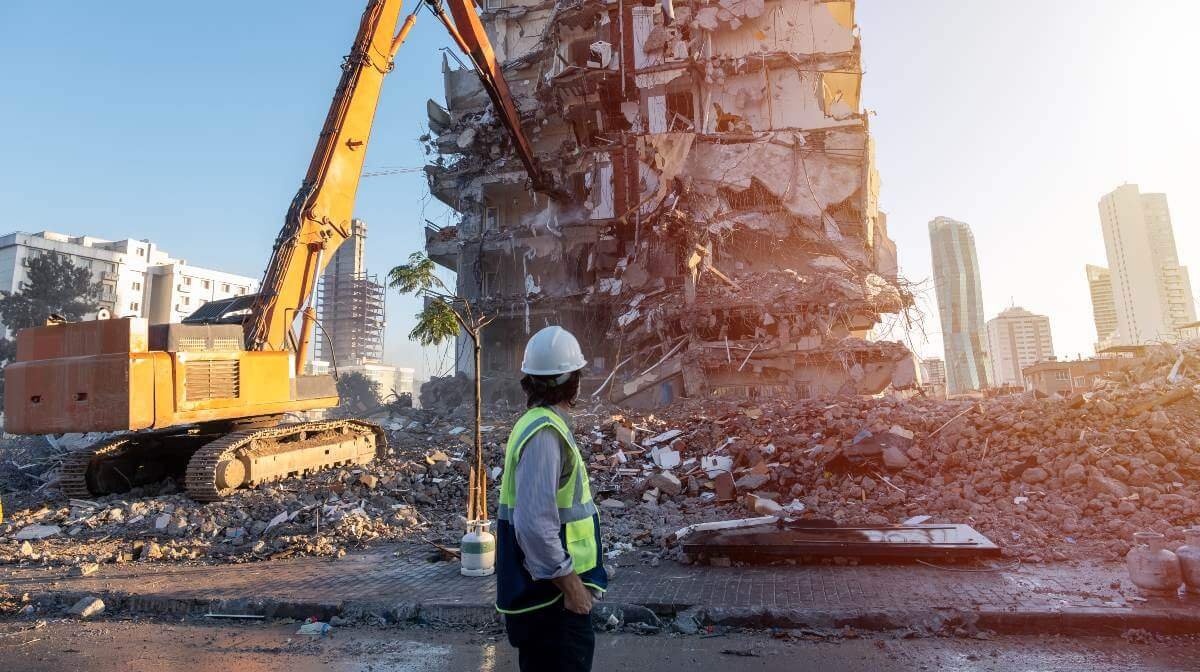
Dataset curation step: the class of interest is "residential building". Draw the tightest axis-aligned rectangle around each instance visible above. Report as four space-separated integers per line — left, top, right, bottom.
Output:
0 231 256 336
424 0 915 406
985 306 1054 388
1096 184 1196 345
929 217 991 394
1022 357 1128 397
1086 264 1117 350
920 357 947 399
147 263 256 324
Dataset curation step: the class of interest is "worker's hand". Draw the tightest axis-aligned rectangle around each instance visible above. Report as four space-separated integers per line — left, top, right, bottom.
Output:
552 573 594 615
563 582 594 615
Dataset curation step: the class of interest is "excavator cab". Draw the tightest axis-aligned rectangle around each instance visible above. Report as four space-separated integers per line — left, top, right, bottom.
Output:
181 294 259 326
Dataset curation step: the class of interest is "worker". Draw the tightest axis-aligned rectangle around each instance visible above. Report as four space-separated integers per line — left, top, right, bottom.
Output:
496 325 608 671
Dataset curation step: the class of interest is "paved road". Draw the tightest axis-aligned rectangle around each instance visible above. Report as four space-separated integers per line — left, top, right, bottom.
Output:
1 618 1196 671
7 546 1196 635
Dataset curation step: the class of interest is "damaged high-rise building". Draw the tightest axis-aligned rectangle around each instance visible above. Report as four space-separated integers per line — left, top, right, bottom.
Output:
425 0 916 406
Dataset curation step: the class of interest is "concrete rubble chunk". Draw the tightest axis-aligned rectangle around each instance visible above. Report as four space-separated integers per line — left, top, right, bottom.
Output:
14 525 61 540
1064 463 1086 484
67 596 105 619
71 562 100 577
644 429 683 446
734 473 769 491
1088 469 1130 499
881 447 909 470
702 455 734 478
673 607 704 635
143 541 164 560
1021 467 1049 485
649 472 682 496
650 446 681 469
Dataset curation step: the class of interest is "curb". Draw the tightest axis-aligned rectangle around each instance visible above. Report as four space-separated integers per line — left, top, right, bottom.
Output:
21 588 1200 637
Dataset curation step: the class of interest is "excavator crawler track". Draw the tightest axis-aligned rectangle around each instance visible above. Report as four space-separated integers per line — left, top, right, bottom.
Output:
184 419 387 502
58 429 199 498
59 435 135 498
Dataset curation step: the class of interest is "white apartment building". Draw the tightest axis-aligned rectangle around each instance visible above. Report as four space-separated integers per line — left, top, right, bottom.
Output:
1086 264 1117 351
985 306 1055 388
1097 185 1196 345
147 262 255 324
0 231 257 335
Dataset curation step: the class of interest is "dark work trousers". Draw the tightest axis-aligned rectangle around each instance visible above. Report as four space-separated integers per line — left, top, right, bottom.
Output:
504 600 594 672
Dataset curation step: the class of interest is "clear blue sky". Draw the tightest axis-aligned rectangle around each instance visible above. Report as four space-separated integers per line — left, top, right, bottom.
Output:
1 1 1196 377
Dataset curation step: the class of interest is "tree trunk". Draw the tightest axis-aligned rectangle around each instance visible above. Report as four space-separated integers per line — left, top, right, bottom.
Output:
472 331 485 520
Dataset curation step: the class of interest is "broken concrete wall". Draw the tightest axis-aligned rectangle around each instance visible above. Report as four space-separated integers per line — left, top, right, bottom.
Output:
424 0 914 406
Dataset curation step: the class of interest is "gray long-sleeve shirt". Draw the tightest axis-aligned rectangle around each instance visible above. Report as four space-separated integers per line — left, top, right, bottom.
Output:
512 405 575 580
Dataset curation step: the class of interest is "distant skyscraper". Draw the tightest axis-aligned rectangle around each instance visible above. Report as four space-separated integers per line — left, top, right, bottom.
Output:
929 217 991 394
985 306 1054 388
1097 185 1196 345
1086 264 1118 350
920 357 947 399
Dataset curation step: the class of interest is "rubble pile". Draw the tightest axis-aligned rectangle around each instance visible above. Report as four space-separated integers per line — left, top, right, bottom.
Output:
0 409 496 567
585 342 1200 563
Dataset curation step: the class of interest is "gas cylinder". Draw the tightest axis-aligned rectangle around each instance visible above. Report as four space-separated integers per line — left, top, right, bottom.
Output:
460 521 496 577
1125 531 1182 594
1176 528 1200 593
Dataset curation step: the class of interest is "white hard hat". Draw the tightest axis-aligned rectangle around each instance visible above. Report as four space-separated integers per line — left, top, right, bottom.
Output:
521 326 587 376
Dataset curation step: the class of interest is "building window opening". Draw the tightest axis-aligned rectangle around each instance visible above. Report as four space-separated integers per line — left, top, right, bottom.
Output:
665 90 695 131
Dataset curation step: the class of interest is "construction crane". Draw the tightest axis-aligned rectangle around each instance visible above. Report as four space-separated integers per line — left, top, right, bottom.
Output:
3 0 546 501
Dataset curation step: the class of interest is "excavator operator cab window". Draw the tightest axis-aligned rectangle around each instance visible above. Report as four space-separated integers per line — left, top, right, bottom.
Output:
181 294 259 325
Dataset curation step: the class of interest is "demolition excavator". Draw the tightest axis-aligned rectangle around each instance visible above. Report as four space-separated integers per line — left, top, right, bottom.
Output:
3 0 546 501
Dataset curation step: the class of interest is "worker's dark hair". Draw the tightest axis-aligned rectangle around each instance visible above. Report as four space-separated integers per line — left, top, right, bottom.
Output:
521 370 582 409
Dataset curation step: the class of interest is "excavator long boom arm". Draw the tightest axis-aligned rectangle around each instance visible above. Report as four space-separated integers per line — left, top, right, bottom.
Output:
247 0 542 365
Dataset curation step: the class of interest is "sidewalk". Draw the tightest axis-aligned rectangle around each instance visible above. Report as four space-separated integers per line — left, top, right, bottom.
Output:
3 544 1198 635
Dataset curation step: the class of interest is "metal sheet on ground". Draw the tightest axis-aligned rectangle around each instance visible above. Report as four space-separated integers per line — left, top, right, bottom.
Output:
682 523 1001 561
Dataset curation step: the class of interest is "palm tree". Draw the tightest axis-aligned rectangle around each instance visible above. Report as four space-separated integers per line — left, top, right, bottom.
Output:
388 252 493 522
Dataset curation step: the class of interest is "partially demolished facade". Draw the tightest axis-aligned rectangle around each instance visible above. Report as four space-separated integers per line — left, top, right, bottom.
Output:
425 0 916 406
